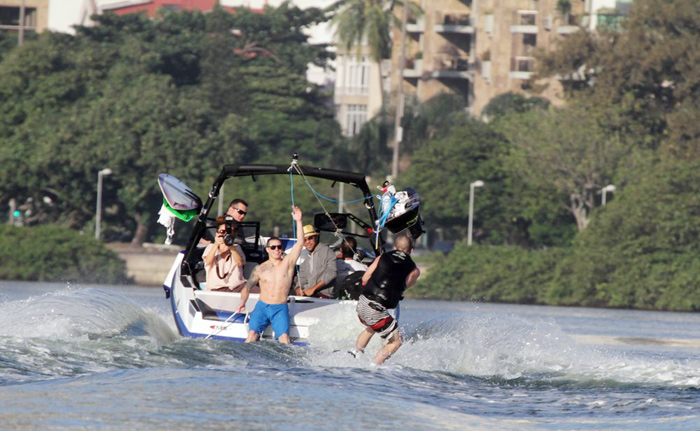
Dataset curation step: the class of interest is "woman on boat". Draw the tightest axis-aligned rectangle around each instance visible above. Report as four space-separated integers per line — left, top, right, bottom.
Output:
202 215 247 292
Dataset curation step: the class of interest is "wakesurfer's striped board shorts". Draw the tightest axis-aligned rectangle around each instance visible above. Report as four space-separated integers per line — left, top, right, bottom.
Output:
356 295 398 339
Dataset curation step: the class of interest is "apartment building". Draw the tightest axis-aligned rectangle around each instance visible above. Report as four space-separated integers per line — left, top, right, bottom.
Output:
389 0 633 116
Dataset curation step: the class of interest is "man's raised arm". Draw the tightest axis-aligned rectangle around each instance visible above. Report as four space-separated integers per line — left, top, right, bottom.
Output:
286 206 305 268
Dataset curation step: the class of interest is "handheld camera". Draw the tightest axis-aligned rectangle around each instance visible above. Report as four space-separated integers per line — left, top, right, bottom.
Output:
223 215 236 246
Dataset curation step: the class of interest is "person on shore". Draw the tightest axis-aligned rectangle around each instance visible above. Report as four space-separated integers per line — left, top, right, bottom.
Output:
295 225 337 298
237 206 305 344
202 216 246 292
351 235 420 364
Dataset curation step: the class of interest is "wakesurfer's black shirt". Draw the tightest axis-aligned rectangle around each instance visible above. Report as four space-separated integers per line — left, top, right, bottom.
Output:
362 250 416 309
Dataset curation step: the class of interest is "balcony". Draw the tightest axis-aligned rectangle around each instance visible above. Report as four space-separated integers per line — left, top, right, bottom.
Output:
557 14 580 35
434 12 474 34
406 16 425 34
431 55 472 80
509 56 535 79
510 10 538 34
402 58 423 79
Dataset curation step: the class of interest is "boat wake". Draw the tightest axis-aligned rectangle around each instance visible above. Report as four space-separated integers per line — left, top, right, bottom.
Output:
2 287 698 391
0 288 181 385
303 306 700 388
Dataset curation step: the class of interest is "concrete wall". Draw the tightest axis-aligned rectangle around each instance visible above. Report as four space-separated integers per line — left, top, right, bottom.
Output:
108 243 181 286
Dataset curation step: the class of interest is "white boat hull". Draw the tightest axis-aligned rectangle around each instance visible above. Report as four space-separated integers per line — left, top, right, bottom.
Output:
163 251 358 345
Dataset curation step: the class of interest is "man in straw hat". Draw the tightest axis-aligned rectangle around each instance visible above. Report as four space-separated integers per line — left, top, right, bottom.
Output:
294 224 337 298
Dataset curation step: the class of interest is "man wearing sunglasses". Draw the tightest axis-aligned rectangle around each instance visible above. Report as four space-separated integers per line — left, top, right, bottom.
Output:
200 198 249 246
226 199 248 223
237 206 305 344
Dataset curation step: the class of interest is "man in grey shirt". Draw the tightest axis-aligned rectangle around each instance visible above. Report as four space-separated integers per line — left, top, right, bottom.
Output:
294 225 337 298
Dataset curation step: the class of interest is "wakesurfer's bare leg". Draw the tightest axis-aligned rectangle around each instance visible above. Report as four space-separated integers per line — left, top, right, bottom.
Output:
245 331 259 343
278 334 290 344
354 328 374 353
374 331 402 365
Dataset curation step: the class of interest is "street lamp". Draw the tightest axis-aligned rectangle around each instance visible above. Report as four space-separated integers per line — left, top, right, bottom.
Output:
601 184 616 206
95 168 113 239
468 180 484 246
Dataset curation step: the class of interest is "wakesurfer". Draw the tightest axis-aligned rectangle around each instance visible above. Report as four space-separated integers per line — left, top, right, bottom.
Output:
351 235 421 364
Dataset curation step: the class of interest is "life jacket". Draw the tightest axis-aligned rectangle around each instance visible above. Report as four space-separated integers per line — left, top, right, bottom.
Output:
362 250 416 309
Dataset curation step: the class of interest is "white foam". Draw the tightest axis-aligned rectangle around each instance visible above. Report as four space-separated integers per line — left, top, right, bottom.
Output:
304 311 700 387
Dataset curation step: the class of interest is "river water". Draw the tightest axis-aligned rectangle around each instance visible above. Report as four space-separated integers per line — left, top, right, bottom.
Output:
0 281 698 430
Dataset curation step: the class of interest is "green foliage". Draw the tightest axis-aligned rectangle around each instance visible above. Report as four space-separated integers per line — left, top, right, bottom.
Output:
0 33 16 60
0 6 339 244
481 92 550 120
0 224 127 283
496 104 628 231
330 0 394 62
403 120 508 240
546 158 700 310
401 93 470 154
409 243 567 304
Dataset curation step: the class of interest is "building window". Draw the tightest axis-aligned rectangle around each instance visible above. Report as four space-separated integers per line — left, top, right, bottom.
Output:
0 6 37 30
524 34 537 46
345 105 367 136
343 55 370 95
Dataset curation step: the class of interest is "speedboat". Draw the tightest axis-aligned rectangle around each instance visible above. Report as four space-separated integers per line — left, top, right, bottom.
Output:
159 160 423 345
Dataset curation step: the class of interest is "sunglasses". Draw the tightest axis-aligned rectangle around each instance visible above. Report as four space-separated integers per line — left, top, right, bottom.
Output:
268 245 283 250
216 229 227 234
232 208 247 216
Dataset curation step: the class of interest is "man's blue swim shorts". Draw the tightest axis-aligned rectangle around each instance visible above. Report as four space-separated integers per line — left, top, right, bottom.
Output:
248 300 290 340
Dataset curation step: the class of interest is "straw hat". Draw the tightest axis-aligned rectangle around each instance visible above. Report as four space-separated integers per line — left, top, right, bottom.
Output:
303 225 319 238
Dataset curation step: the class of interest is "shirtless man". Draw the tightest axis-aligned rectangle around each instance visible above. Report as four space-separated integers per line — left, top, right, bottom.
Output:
237 206 304 344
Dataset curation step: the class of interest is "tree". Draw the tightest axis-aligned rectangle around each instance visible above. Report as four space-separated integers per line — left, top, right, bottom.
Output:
330 0 418 97
535 0 700 159
401 93 470 153
330 0 393 97
497 104 628 231
546 158 700 310
403 120 510 243
0 6 340 244
481 92 550 121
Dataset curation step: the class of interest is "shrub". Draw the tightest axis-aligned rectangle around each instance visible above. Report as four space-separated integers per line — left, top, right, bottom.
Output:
0 224 128 283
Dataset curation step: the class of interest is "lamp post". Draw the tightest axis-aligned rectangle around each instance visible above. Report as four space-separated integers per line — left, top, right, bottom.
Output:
467 180 484 246
95 168 113 240
601 184 616 206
